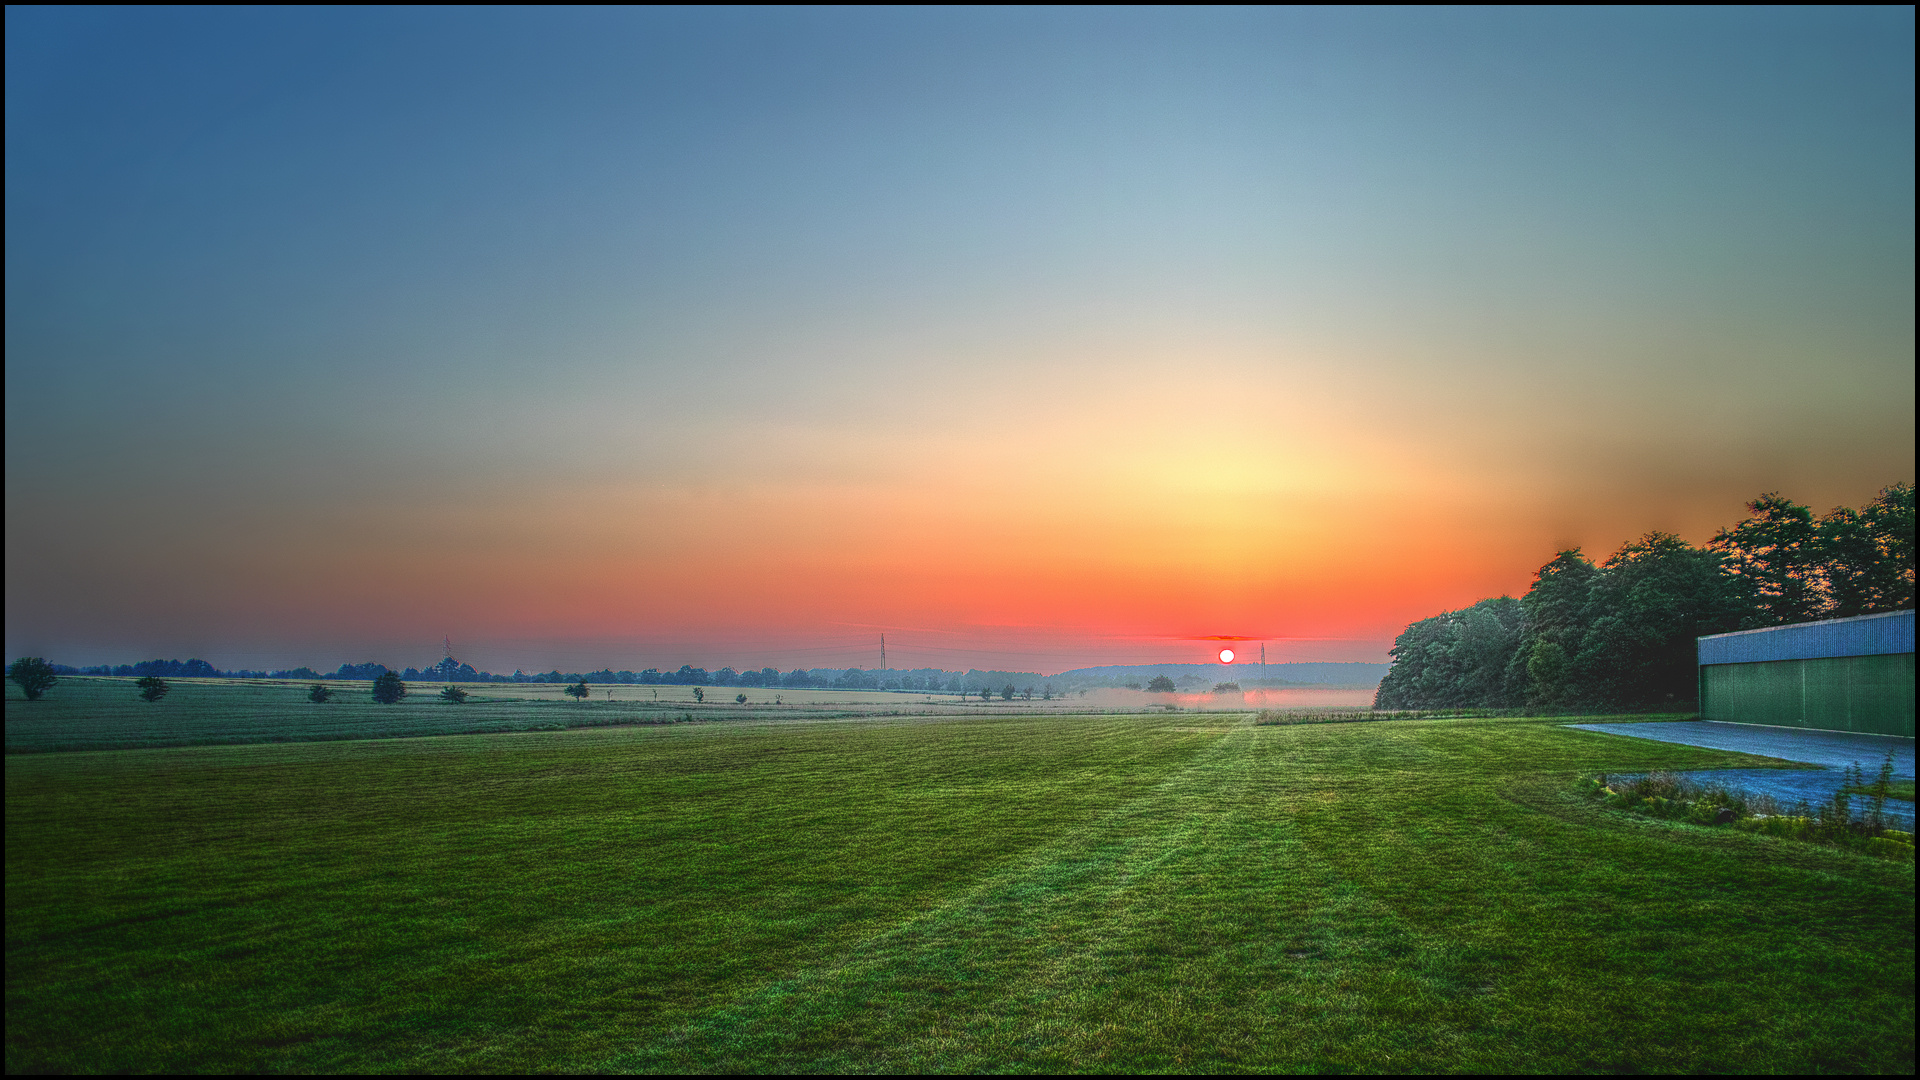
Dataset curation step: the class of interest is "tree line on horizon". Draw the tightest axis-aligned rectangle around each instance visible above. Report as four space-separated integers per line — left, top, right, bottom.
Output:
1374 484 1914 712
40 657 1050 694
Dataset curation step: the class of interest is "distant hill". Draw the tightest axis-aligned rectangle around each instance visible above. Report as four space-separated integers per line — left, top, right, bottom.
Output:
1047 662 1387 688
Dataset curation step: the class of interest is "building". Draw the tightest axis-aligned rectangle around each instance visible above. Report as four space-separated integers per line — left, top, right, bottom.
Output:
1697 609 1914 738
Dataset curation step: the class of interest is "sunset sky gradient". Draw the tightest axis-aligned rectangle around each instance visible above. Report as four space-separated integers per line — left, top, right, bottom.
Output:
6 8 1913 675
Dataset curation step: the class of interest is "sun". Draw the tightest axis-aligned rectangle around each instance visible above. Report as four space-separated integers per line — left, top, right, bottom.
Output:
1219 648 1234 664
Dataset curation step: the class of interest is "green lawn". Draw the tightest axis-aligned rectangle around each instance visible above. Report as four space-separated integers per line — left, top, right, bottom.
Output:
1844 782 1917 803
6 707 1913 1072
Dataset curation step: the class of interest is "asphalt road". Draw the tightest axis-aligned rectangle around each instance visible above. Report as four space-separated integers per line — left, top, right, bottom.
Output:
1567 720 1914 829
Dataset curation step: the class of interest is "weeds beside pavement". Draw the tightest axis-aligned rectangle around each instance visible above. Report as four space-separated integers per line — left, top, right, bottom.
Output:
1579 749 1914 862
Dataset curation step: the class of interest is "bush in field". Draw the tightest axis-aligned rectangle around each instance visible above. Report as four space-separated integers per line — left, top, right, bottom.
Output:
136 676 170 702
1000 684 1015 701
308 684 335 703
8 657 58 701
735 693 747 704
564 681 589 701
692 687 704 703
371 671 407 704
439 685 469 704
1146 675 1176 693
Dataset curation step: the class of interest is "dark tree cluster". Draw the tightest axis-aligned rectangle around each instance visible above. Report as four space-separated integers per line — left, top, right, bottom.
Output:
1707 485 1914 622
38 653 1053 698
66 658 219 678
1375 485 1914 712
450 665 1045 694
58 659 325 679
405 661 478 682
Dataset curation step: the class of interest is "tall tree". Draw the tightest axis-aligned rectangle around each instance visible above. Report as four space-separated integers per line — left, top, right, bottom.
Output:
1576 532 1755 708
1522 550 1599 649
1709 493 1821 624
1515 549 1599 706
1819 482 1915 616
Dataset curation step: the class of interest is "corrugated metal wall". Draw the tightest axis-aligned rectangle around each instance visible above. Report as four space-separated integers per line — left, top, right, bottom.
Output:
1700 653 1914 737
1697 609 1913 665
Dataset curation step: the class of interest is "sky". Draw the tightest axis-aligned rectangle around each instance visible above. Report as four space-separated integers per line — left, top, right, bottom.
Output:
5 7 1914 676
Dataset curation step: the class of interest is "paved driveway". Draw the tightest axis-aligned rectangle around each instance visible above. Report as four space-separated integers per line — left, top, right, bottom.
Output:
1565 720 1914 829
1563 720 1913 773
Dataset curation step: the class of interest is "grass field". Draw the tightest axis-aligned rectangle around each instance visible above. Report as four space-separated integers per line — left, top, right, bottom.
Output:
6 697 1914 1072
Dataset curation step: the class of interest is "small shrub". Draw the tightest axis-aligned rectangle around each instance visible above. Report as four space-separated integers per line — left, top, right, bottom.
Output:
308 684 335 703
135 676 170 702
439 685 469 704
1736 815 1813 841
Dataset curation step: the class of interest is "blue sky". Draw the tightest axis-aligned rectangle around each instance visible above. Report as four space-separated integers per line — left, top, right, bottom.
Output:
6 7 1912 673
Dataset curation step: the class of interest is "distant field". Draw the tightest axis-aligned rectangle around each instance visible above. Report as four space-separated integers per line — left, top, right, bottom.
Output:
0 677 1033 754
3 678 1373 754
7 692 1911 1073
